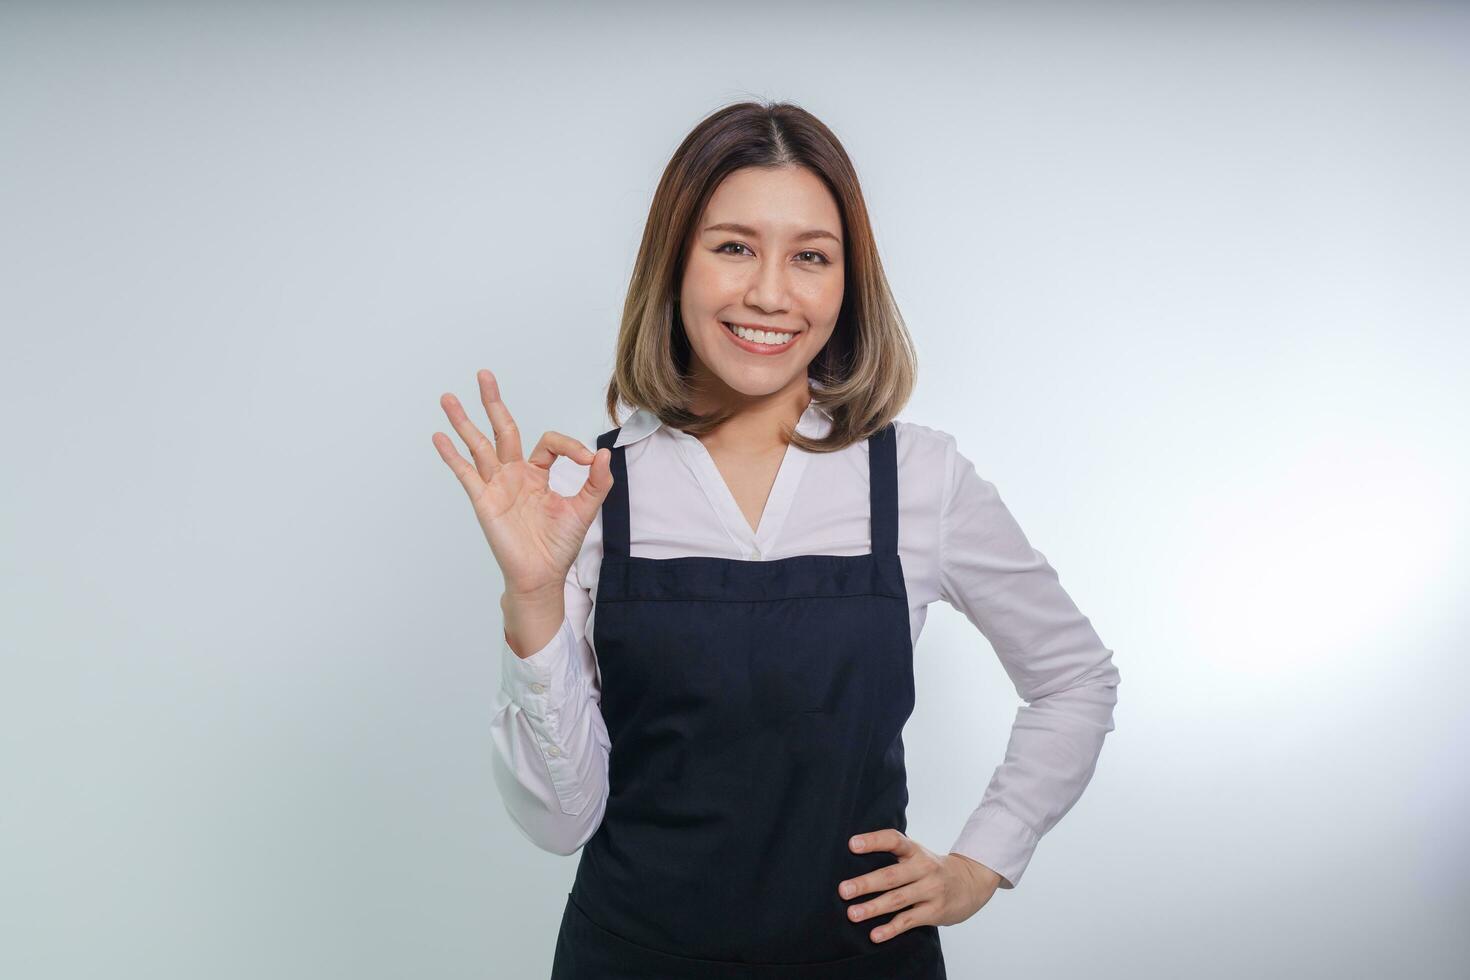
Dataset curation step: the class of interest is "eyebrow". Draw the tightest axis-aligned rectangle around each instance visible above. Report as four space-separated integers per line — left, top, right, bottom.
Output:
702 222 842 245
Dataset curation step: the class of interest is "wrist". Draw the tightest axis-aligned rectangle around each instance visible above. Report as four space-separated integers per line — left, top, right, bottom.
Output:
948 851 1003 891
501 588 566 659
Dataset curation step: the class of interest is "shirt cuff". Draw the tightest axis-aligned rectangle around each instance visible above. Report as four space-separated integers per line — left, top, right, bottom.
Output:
500 616 577 719
949 803 1040 890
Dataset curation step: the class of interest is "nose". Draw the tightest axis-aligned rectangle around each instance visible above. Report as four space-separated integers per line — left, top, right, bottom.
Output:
743 253 792 315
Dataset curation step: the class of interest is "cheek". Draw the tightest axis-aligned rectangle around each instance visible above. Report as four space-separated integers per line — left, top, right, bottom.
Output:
682 256 742 302
803 280 844 328
809 322 840 350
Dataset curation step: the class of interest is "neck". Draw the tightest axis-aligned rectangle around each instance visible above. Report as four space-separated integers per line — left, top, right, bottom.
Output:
688 371 812 455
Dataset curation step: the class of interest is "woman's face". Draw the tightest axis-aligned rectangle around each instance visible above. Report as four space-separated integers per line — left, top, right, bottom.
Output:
679 165 845 403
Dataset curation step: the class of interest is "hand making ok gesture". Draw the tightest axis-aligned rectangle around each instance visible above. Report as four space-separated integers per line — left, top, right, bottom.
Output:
431 368 613 603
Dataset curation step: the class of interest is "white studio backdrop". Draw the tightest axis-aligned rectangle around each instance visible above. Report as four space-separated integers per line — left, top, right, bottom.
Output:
2 2 1466 978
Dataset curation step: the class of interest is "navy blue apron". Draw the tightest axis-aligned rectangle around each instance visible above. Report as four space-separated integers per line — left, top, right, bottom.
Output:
549 421 945 979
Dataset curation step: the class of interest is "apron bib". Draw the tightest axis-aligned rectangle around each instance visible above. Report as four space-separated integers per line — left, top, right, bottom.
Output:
550 422 945 979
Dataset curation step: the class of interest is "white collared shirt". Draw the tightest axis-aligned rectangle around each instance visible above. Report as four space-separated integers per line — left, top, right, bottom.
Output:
489 381 1120 889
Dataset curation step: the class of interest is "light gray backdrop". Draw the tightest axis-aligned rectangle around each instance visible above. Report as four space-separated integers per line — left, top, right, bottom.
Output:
2 2 1466 977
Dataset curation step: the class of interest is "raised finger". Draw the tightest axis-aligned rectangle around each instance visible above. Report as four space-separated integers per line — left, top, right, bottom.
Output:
440 391 499 483
478 369 524 463
430 430 486 502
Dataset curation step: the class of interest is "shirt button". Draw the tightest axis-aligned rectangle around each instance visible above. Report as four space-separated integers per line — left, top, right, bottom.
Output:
547 745 562 757
529 682 546 694
750 549 762 560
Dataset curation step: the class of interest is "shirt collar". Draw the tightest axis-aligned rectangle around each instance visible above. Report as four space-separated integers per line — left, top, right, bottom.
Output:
614 376 832 448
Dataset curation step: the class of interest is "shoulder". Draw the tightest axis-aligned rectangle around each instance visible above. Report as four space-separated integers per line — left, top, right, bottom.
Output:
891 419 1000 515
892 418 961 476
887 420 968 520
892 418 957 451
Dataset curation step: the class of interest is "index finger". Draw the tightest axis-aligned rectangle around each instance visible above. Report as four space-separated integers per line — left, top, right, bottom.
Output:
850 829 911 856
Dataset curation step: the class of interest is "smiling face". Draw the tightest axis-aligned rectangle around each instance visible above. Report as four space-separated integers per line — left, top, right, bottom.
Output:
678 165 845 406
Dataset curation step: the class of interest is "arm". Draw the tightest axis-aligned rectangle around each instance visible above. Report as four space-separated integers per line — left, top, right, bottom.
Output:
937 434 1120 889
488 462 611 856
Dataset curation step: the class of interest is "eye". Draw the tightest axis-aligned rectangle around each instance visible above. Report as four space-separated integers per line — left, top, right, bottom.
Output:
715 242 831 266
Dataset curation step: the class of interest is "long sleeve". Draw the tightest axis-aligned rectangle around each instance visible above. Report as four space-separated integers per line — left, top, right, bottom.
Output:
488 467 611 856
937 434 1120 889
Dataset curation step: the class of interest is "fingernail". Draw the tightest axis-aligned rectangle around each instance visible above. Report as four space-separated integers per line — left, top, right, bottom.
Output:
850 836 863 850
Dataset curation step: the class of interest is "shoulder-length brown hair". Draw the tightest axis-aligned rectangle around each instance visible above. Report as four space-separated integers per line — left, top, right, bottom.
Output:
604 100 917 454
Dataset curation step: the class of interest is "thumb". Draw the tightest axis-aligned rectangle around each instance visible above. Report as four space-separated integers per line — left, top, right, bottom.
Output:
569 446 615 528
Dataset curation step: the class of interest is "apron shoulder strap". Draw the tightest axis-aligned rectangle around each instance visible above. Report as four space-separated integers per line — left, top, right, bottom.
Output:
595 428 629 559
867 422 899 558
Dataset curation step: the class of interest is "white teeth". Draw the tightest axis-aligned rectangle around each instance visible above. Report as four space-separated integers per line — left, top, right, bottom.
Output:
725 322 795 346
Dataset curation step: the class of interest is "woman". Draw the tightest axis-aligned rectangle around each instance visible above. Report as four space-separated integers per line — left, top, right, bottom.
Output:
433 101 1120 978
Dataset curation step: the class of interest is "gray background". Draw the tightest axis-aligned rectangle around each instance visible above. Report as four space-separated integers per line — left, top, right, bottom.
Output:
3 1 1466 977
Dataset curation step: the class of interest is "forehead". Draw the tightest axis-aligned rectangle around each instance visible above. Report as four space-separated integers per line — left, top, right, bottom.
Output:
702 166 841 233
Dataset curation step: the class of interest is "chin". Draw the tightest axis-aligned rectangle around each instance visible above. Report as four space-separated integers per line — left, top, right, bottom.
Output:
722 373 796 398
690 356 785 395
